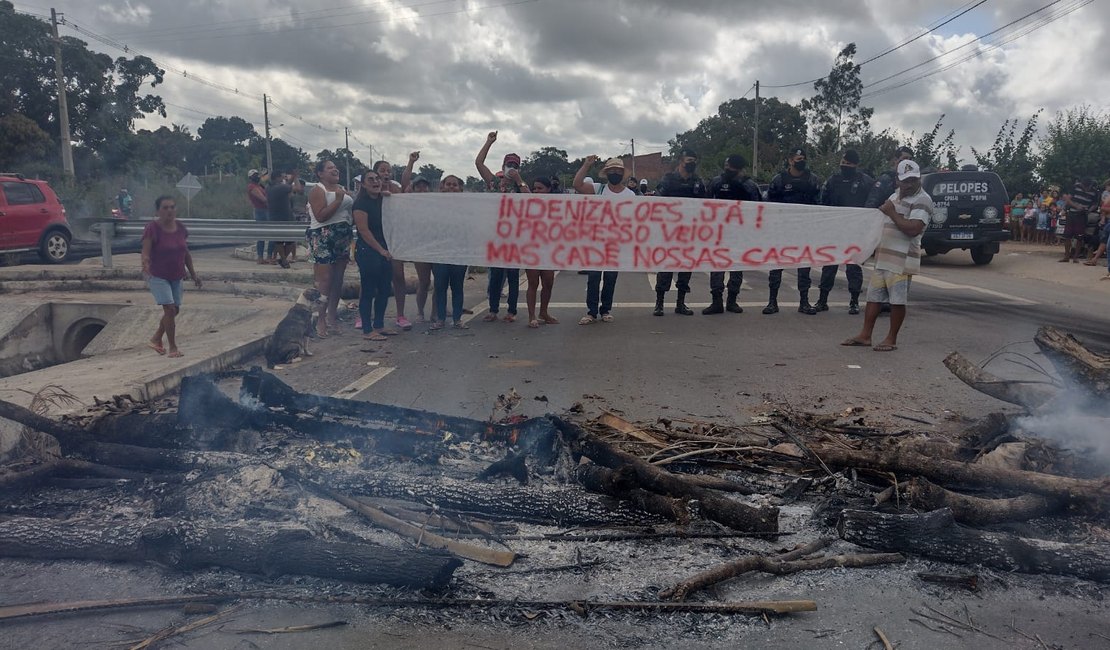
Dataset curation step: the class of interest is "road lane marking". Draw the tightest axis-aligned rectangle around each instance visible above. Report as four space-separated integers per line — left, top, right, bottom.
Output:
913 275 1037 305
333 366 396 399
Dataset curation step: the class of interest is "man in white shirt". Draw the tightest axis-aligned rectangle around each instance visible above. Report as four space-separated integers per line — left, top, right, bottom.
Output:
573 156 633 324
841 159 933 352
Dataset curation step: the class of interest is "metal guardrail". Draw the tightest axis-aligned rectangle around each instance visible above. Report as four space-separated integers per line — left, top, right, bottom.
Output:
92 218 309 268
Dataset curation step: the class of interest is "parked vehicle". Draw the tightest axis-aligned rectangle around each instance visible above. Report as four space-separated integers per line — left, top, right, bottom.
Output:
0 172 72 264
921 168 1010 265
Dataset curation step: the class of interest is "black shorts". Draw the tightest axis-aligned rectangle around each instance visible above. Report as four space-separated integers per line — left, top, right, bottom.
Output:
1063 213 1087 239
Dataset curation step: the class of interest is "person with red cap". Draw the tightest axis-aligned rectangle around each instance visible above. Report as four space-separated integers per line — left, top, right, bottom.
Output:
475 131 529 322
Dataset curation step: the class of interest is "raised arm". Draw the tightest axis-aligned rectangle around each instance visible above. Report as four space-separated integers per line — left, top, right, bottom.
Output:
573 155 599 195
475 131 498 184
401 151 419 192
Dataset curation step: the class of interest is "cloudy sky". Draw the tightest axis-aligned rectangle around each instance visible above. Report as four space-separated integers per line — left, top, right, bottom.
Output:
13 0 1105 176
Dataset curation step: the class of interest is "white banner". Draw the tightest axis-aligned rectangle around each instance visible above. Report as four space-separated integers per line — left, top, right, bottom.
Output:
383 192 883 272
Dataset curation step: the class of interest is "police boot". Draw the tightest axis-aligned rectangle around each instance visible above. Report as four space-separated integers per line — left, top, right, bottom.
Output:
726 291 743 313
762 288 779 315
675 291 694 316
702 292 724 315
653 291 665 317
814 289 830 312
848 292 861 315
798 290 817 315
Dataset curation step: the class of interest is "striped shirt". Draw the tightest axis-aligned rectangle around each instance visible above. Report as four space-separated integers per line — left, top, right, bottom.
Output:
874 188 934 275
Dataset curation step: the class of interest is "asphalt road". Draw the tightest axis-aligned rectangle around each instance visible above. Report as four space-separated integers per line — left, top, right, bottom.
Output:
269 245 1110 429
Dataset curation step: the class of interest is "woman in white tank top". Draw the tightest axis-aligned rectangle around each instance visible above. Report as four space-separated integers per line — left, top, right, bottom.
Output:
306 160 354 337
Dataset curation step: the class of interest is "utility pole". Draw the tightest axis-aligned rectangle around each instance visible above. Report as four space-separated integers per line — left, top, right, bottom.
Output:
630 139 636 179
263 94 273 173
344 127 351 189
752 80 760 182
50 8 74 178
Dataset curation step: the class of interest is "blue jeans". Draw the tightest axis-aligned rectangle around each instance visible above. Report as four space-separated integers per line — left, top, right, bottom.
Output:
356 244 393 331
487 267 519 315
254 208 274 258
586 271 618 317
434 264 466 323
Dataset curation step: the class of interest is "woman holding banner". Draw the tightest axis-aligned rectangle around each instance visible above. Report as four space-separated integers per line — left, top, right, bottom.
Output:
352 170 397 341
430 175 470 330
523 176 560 329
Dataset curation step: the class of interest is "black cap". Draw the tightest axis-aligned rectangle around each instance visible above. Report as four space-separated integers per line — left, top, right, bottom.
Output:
842 149 860 165
725 154 748 169
680 148 698 158
792 147 807 158
895 145 914 158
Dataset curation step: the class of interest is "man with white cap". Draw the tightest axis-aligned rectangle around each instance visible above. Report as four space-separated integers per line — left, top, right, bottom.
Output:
573 155 632 324
841 159 934 352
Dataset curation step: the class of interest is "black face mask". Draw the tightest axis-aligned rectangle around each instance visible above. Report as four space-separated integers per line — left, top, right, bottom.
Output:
722 169 738 180
793 160 807 172
683 162 697 174
840 166 857 177
606 172 624 185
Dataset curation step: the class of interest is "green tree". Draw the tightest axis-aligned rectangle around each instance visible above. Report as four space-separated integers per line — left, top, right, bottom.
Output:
0 113 52 168
668 97 806 181
800 43 873 155
971 114 1040 195
464 175 486 192
417 163 444 184
197 116 257 145
1038 106 1110 188
843 128 902 178
908 115 959 171
521 146 572 181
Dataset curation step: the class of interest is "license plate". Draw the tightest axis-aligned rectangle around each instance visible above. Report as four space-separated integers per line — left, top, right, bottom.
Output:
950 232 975 240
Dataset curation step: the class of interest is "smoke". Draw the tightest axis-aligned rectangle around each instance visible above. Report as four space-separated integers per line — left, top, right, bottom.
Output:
1014 400 1110 467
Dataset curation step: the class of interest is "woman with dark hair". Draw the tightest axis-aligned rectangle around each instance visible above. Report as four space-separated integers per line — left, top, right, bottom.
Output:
306 160 354 338
523 176 558 329
430 174 469 330
352 170 397 341
373 159 414 331
142 195 201 357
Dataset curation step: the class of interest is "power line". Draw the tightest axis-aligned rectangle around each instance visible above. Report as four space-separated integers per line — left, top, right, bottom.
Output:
861 0 1087 97
762 0 989 89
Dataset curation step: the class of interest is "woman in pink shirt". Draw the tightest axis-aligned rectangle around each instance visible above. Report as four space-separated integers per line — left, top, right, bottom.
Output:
141 195 201 357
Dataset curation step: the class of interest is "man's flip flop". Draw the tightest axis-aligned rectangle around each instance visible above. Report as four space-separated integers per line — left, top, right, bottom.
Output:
873 344 898 352
363 333 388 341
840 339 870 347
167 350 184 358
147 342 166 355
482 313 498 322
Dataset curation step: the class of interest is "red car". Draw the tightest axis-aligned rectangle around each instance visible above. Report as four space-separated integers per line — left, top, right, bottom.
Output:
0 173 72 264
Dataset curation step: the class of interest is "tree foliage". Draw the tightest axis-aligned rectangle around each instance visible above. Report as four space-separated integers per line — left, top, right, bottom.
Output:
800 43 873 155
197 116 257 145
908 114 959 171
1039 106 1110 188
521 146 572 182
971 114 1040 195
668 97 806 181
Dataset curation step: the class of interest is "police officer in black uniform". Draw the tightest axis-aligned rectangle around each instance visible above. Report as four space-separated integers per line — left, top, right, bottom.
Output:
653 149 706 316
703 153 762 315
764 147 822 315
816 149 874 314
865 145 913 209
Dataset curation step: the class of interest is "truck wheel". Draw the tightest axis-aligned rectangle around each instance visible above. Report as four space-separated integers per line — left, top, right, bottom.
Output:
38 229 71 264
970 247 994 266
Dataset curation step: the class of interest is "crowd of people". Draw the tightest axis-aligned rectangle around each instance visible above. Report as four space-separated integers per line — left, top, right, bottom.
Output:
1008 179 1110 274
247 133 935 352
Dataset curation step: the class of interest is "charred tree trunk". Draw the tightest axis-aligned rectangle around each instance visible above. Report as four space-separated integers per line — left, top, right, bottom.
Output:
574 463 691 525
943 352 1057 411
328 473 667 527
902 477 1062 525
809 442 1110 512
553 417 779 532
838 508 1110 583
1034 326 1110 403
0 516 461 589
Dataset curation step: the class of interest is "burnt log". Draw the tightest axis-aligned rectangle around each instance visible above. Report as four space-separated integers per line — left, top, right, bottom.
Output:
902 477 1062 525
808 442 1110 513
0 516 461 588
1034 326 1110 401
838 508 1110 583
240 368 559 462
553 417 779 532
329 473 667 527
943 351 1056 410
574 463 691 525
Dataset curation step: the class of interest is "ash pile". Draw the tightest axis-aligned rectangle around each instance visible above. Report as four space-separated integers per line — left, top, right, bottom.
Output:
0 325 1108 646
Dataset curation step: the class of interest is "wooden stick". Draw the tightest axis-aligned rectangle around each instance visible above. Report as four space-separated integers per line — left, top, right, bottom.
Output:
661 538 832 601
286 470 517 567
943 351 1056 409
0 595 229 621
874 627 894 650
129 604 242 650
